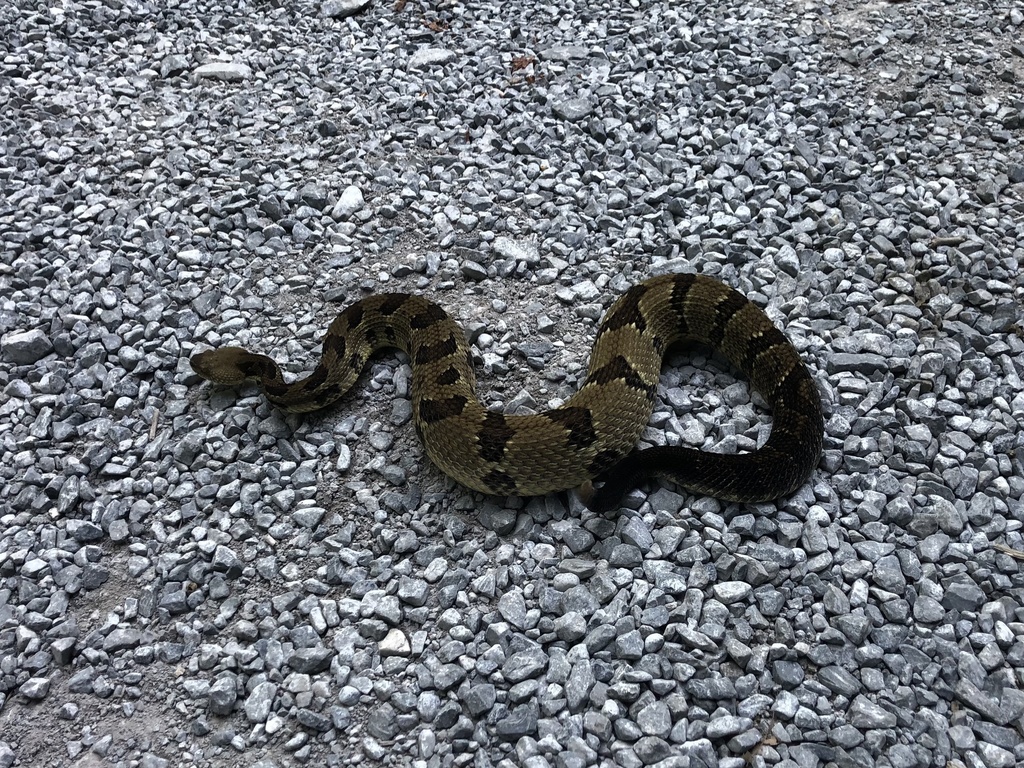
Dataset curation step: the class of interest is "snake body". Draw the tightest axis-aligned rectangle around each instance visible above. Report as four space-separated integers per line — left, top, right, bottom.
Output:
190 273 823 510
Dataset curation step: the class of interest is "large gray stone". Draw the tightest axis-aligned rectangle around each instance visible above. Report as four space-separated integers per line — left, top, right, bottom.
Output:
2 329 53 364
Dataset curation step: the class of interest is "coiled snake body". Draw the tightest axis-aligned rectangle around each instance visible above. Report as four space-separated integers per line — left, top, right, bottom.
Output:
191 274 823 511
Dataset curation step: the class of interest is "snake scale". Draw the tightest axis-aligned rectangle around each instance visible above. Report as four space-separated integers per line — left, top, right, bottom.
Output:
190 273 823 511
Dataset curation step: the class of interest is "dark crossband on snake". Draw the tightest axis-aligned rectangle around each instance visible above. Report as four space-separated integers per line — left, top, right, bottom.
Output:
190 273 824 512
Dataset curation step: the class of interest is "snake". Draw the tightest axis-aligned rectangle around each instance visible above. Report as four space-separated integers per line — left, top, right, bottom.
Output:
190 273 824 511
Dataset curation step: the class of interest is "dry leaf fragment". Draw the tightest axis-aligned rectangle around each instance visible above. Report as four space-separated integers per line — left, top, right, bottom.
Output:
511 55 536 72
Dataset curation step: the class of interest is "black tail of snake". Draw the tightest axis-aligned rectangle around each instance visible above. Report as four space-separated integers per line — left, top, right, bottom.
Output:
190 273 823 512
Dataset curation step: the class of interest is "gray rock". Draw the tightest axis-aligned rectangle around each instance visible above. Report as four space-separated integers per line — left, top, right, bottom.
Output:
872 555 907 593
495 703 538 741
66 520 103 543
705 715 753 739
208 675 237 716
465 684 496 717
192 62 252 81
103 629 142 653
296 708 332 732
633 736 671 763
366 704 397 740
848 695 897 728
712 581 752 604
553 612 587 643
943 576 986 611
561 585 600 617
609 543 643 568
976 742 1015 768
585 624 618 654
561 526 596 554
584 710 612 741
409 48 456 69
636 701 671 737
503 648 547 683
159 54 188 78
614 630 644 660
497 589 528 630
289 647 333 674
819 666 862 697
826 352 888 376
212 545 242 578
913 595 946 623
82 564 109 590
398 576 429 607
479 505 517 534
158 588 187 616
493 237 540 265
244 682 277 723
835 615 872 644
565 659 595 712
619 517 654 550
552 98 594 121
1 328 53 364
19 678 49 700
433 664 465 691
772 660 805 688
539 45 590 61
50 637 75 666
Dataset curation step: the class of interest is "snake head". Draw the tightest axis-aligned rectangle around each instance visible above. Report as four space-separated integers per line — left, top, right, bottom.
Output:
191 347 277 385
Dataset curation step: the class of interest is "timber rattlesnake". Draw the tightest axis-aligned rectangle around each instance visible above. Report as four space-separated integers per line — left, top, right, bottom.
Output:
190 273 823 511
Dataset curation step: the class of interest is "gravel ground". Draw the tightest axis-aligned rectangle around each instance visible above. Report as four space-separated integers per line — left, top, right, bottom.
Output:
1 0 1023 766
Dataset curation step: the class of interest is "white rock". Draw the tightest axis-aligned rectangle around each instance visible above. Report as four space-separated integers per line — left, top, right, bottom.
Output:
331 186 364 219
409 48 456 69
192 62 252 81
